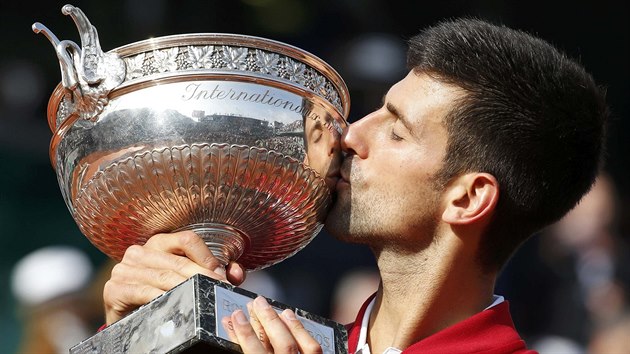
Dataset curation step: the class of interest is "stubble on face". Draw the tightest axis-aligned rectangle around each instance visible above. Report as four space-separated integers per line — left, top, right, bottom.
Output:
325 156 444 253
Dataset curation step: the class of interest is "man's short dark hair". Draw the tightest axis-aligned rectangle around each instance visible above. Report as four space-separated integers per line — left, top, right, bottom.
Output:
407 18 608 271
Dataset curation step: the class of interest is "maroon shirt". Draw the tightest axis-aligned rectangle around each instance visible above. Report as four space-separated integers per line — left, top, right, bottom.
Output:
346 296 537 354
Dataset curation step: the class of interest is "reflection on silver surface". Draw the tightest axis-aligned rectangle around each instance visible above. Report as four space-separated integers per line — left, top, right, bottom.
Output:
35 5 349 270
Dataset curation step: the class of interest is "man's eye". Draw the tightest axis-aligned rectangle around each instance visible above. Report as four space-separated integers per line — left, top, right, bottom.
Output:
390 130 403 141
311 130 323 143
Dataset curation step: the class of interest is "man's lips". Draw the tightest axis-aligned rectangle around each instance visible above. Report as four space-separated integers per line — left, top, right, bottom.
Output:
339 158 351 183
320 167 340 190
335 177 349 191
336 166 350 188
324 174 340 190
330 156 351 190
339 172 349 184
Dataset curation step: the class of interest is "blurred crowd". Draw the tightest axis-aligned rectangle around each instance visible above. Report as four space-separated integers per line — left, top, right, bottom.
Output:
498 174 630 353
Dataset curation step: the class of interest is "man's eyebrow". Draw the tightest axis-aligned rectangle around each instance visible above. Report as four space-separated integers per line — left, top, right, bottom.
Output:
386 101 417 138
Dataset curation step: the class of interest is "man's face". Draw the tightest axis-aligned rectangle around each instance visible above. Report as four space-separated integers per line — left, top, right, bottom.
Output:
326 71 463 249
303 115 342 191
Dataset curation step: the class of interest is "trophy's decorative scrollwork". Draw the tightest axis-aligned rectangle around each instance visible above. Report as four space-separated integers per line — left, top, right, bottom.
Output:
33 5 125 122
35 4 350 353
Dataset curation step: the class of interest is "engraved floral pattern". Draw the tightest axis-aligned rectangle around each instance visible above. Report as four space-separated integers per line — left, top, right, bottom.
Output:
221 46 248 70
284 60 306 84
255 50 280 76
310 71 327 95
125 52 146 79
153 47 179 73
187 45 214 69
330 90 341 112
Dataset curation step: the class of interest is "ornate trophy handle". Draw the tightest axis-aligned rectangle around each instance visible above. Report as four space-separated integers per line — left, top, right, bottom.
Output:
32 4 125 121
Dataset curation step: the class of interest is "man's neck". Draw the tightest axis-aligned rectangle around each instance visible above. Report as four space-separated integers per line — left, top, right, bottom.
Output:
366 235 497 354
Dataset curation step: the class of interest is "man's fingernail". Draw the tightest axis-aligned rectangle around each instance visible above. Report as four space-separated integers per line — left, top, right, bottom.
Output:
282 309 297 321
214 266 226 277
234 309 249 324
254 296 271 309
246 301 255 317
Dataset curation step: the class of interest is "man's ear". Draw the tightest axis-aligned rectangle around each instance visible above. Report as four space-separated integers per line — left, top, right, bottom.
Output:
442 173 499 225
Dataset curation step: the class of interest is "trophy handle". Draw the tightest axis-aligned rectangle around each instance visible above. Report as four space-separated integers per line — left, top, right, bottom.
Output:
32 4 126 121
174 223 249 267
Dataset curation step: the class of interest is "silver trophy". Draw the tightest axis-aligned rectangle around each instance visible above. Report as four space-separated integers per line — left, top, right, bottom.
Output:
34 4 349 353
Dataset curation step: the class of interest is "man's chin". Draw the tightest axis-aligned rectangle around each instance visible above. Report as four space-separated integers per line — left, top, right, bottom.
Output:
324 211 365 245
324 190 365 242
323 205 347 240
323 212 341 237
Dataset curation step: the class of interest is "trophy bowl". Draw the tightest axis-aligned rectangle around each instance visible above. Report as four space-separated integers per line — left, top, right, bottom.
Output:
35 5 349 271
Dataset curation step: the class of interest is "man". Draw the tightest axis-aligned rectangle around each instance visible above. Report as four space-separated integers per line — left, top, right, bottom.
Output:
103 18 607 353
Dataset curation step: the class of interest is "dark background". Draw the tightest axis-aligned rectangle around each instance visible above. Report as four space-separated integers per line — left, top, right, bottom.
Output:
0 0 627 352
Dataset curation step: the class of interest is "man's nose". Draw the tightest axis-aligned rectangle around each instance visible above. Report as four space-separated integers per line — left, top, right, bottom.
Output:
341 112 374 158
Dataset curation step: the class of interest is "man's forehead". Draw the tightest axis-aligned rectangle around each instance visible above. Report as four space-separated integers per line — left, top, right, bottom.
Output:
385 72 463 125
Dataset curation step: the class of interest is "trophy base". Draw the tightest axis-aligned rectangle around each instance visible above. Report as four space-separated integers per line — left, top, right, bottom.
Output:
70 274 348 354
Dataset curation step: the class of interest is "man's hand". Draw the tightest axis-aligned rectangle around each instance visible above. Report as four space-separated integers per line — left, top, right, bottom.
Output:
221 296 323 354
103 230 245 325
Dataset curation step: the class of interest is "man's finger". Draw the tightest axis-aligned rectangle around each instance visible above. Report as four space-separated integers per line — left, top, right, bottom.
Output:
281 309 324 354
144 231 226 274
110 262 188 291
121 244 225 281
229 309 269 353
226 261 246 286
220 316 239 344
247 301 273 352
103 279 165 325
250 296 300 353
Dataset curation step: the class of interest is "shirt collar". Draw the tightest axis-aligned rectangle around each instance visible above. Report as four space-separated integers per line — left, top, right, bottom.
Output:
354 295 505 354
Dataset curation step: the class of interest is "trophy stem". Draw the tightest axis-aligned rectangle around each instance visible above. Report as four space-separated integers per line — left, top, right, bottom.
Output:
174 223 249 266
